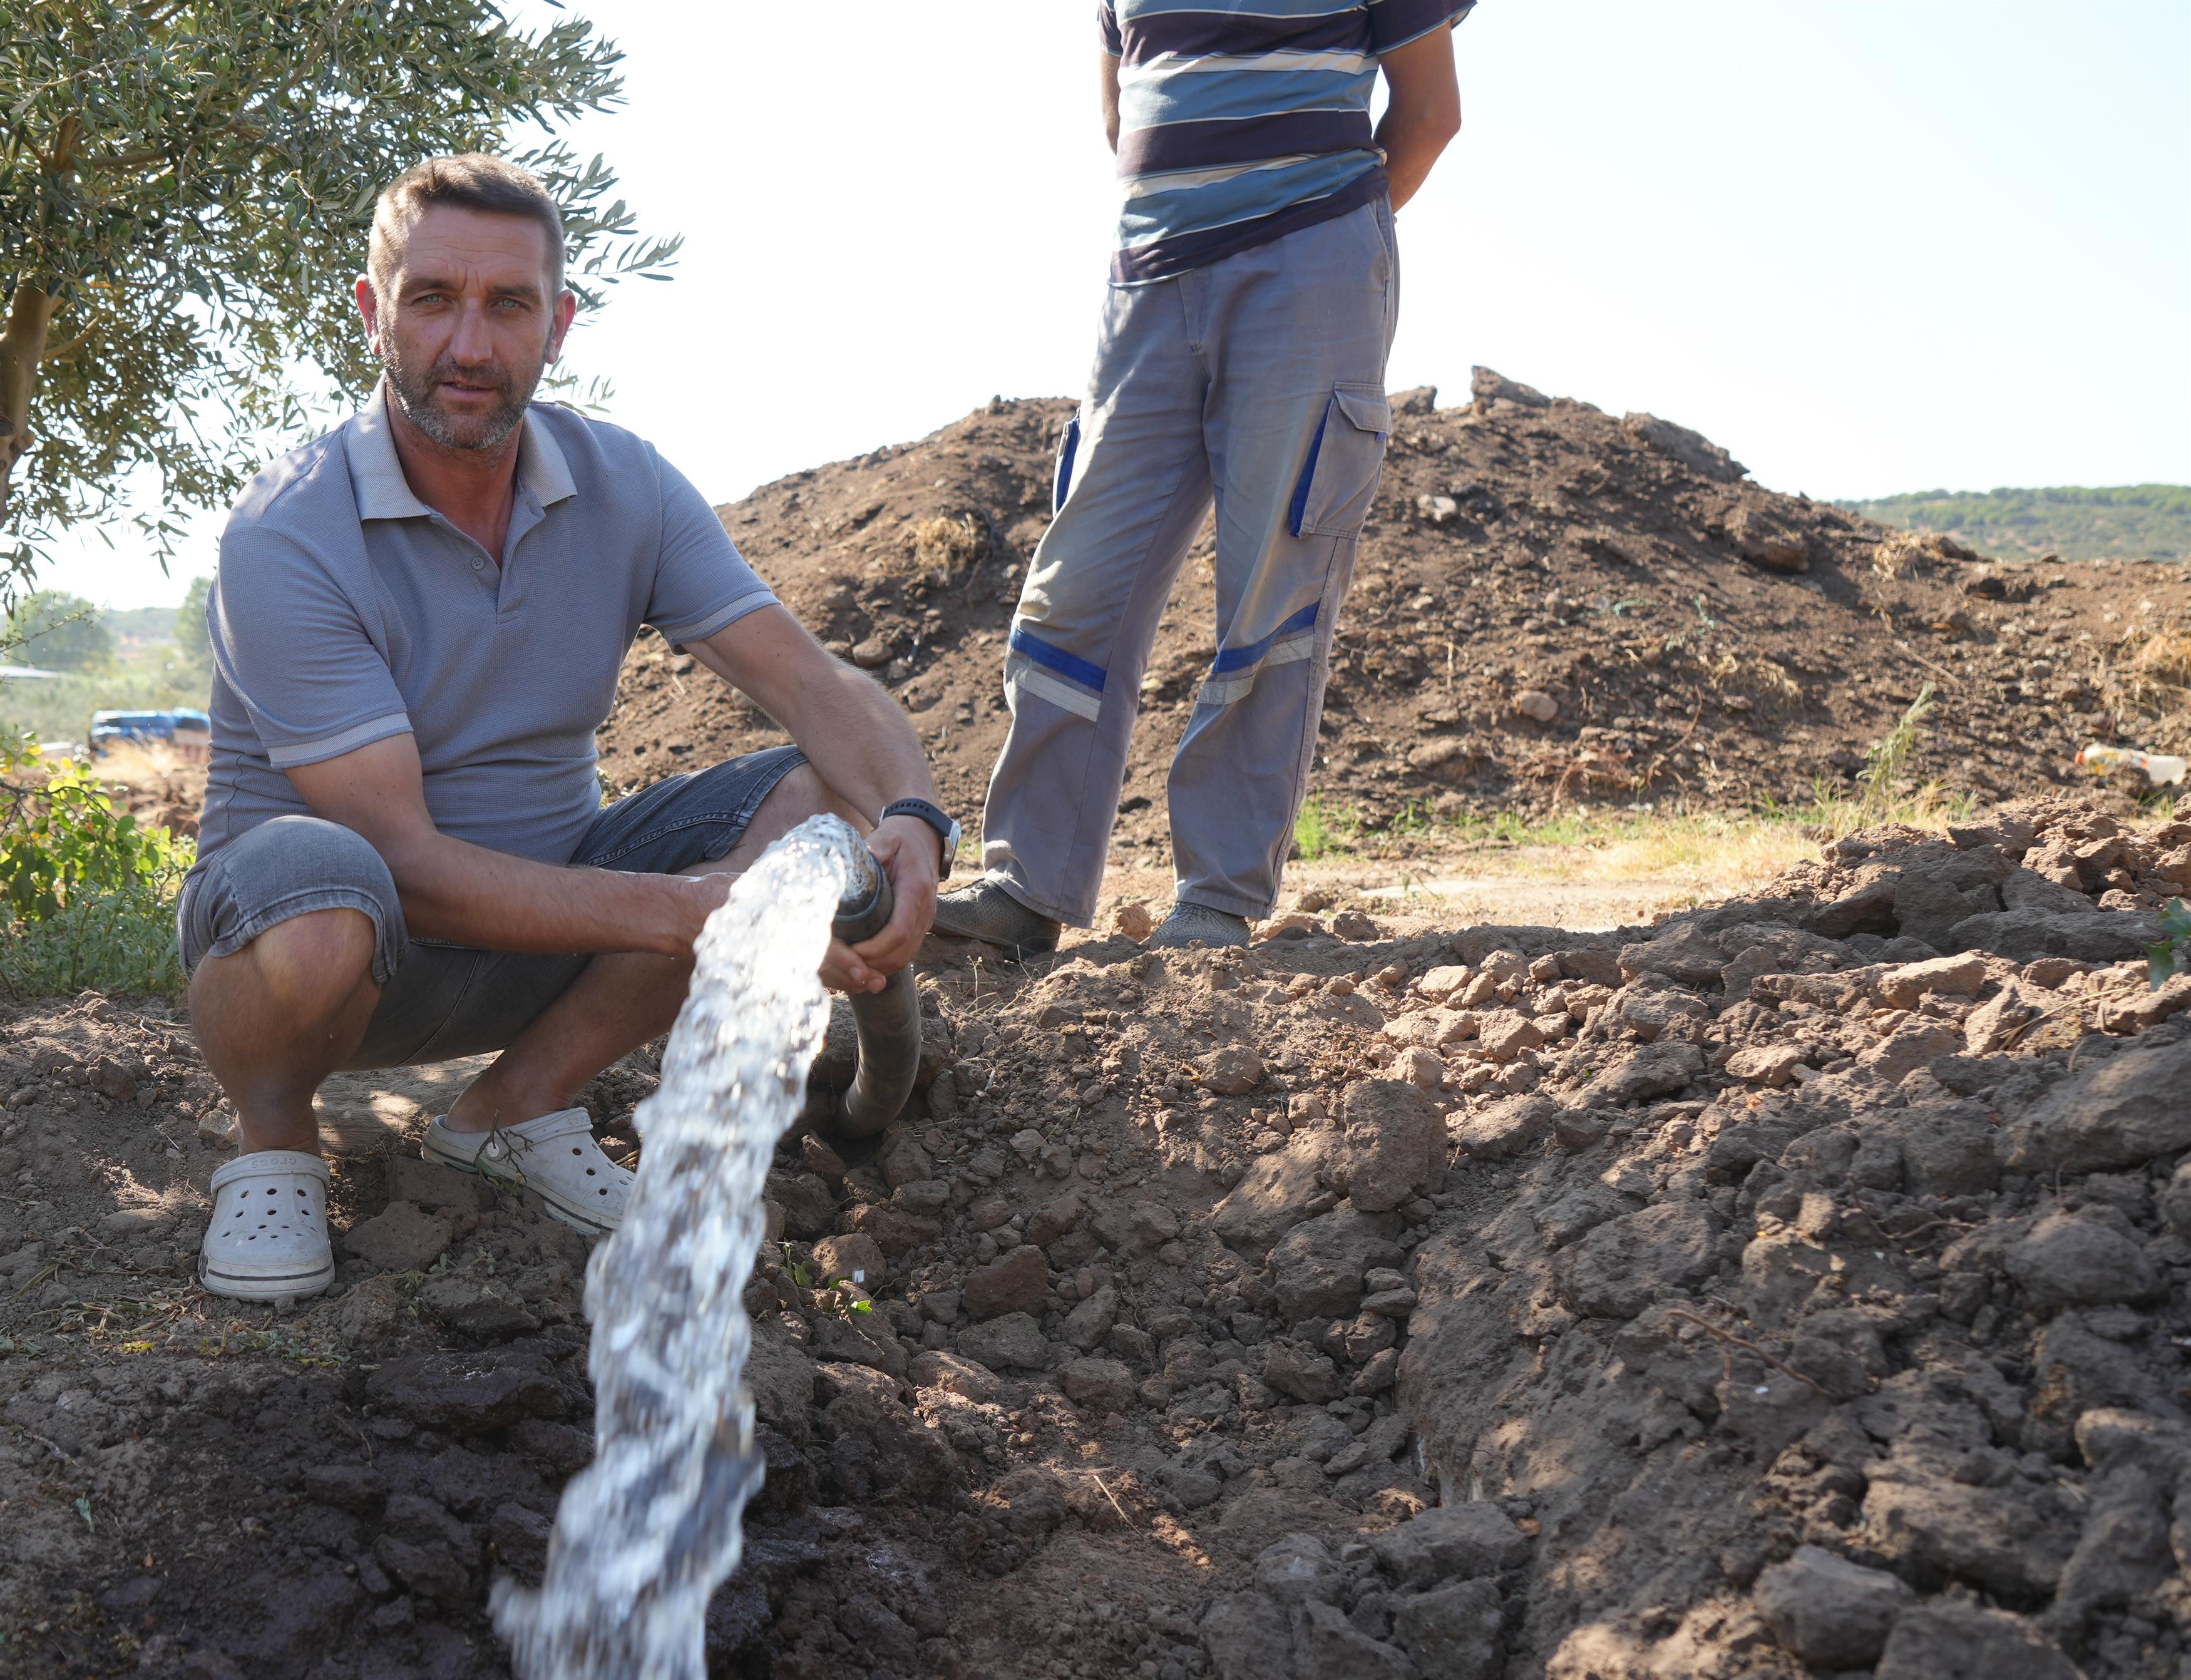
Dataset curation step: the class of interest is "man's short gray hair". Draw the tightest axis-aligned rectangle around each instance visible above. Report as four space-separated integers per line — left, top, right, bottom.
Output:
369 153 566 295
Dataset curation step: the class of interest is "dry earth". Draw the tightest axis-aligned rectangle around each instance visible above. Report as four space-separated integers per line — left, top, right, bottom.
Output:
599 369 2190 857
5 795 2191 1679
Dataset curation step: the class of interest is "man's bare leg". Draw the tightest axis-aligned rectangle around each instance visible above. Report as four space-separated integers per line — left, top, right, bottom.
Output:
443 764 864 1133
188 908 382 1155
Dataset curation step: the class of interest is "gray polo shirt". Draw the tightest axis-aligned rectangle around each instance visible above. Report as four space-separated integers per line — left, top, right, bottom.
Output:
198 384 776 864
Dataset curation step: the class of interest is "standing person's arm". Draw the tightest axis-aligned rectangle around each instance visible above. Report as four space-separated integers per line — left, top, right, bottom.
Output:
1101 51 1121 152
1376 27 1462 212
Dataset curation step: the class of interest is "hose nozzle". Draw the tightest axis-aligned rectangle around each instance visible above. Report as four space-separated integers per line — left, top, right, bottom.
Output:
828 846 920 1138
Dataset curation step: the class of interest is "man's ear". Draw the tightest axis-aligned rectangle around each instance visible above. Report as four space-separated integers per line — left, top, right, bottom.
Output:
547 289 578 364
355 274 382 352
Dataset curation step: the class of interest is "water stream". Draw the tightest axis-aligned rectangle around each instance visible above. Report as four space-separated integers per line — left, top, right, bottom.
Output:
492 815 873 1679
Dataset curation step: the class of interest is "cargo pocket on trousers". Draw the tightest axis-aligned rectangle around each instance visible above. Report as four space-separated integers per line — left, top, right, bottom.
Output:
1054 414 1083 515
1288 384 1392 538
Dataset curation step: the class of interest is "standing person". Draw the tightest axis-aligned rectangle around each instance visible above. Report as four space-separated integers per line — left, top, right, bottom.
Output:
180 155 957 1299
934 1 1469 959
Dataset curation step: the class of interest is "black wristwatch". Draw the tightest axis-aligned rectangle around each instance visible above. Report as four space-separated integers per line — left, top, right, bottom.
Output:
881 798 961 879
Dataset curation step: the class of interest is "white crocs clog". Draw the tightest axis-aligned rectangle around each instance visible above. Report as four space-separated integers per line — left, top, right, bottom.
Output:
199 1149 336 1301
421 1107 633 1235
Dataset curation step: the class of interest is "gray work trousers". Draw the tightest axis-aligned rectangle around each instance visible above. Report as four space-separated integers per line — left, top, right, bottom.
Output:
980 196 1400 925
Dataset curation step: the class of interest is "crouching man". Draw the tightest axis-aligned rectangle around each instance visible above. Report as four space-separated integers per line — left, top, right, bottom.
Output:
180 155 960 1301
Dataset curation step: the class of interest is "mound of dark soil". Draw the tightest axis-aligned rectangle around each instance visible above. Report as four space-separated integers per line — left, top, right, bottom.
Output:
600 372 2188 849
4 795 2189 1678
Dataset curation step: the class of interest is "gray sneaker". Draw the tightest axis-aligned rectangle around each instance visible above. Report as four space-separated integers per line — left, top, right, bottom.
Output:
1149 903 1252 950
931 879 1060 960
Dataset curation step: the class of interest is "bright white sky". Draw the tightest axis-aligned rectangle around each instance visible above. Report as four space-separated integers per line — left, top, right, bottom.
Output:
38 0 2191 611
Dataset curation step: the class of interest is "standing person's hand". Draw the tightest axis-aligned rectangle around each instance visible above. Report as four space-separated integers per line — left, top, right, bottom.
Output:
821 815 940 993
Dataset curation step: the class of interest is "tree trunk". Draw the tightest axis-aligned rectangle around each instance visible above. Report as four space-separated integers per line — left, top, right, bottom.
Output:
0 282 59 521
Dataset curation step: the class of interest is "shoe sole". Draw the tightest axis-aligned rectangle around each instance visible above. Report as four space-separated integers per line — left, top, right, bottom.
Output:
198 1254 336 1301
422 1134 622 1237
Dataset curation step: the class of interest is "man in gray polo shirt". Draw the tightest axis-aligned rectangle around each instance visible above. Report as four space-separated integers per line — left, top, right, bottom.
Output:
179 155 957 1301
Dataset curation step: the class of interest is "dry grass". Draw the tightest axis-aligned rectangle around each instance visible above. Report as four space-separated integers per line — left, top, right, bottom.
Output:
901 514 985 580
2130 630 2191 699
1705 650 1803 707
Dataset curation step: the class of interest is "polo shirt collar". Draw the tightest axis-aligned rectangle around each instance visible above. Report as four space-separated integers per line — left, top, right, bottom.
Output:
347 379 577 520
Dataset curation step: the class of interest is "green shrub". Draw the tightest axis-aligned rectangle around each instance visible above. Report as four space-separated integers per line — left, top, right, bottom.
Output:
0 731 193 998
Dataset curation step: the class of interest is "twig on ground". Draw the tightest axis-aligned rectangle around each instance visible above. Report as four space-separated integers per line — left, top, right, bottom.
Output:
1665 1308 1827 1397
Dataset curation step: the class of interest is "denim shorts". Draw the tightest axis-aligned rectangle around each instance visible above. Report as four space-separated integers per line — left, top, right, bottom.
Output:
175 745 807 1070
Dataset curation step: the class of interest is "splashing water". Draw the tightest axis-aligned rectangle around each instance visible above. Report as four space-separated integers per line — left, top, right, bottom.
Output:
493 815 873 1679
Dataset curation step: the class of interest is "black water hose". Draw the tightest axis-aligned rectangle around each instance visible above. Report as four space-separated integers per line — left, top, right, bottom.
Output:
829 849 921 1138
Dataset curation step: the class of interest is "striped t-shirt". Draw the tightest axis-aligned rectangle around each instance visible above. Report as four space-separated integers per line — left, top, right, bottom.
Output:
1102 0 1475 284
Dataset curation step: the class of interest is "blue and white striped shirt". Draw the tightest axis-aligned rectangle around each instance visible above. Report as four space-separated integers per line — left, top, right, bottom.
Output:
1101 0 1474 284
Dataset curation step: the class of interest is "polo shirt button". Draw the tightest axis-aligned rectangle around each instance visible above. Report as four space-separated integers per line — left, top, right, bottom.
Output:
470 558 484 571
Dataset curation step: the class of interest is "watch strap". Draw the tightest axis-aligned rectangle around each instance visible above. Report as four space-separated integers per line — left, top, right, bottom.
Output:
881 798 958 879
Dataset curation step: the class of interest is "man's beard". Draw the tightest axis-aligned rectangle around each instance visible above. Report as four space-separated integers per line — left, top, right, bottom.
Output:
377 333 548 453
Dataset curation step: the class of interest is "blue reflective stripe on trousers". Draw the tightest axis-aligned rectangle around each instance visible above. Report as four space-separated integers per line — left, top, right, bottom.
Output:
1211 602 1321 675
1008 625 1107 693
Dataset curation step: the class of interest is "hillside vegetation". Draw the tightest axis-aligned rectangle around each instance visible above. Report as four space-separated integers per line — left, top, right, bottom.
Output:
1844 484 2191 562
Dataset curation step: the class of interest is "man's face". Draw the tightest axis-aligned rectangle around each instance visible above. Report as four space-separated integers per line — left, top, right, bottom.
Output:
357 206 575 453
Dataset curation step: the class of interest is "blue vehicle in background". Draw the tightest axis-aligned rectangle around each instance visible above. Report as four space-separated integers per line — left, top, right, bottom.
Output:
91 708 212 762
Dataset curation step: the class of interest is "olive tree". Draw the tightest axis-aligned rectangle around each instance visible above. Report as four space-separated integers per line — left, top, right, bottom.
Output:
0 1 678 596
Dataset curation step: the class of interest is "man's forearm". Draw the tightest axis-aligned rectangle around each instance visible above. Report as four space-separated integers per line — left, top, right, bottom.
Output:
697 608 940 834
1377 29 1462 213
384 832 685 956
1378 105 1460 212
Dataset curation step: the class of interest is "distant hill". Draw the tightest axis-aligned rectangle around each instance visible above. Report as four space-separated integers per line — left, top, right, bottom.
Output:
103 606 178 652
1840 484 2191 563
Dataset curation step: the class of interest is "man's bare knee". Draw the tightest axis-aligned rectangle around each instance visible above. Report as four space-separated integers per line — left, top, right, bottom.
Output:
202 908 377 1014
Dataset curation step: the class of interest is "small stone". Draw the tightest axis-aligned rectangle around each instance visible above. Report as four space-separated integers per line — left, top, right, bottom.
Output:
1858 1020 1966 1086
764 1169 837 1239
1371 1502 1531 1586
811 1232 887 1288
799 1133 847 1181
1474 1010 1544 1062
1339 1080 1445 1212
1873 1604 2078 1680
341 1201 453 1271
1201 1592 1292 1680
2006 1211 2157 1309
1333 910 1379 941
1512 689 1559 723
1352 1348 1399 1395
1063 1286 1117 1351
964 1244 1050 1319
1456 1093 1557 1160
1392 1579 1503 1680
1727 1043 1805 1088
908 1349 1001 1403
1254 1534 1346 1607
1876 952 1989 1010
1200 1046 1265 1097
1112 901 1155 941
851 636 895 668
1552 1109 1610 1152
1392 1047 1445 1090
1059 1356 1137 1413
955 1311 1050 1372
1263 1341 1343 1403
1754 1545 1912 1668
